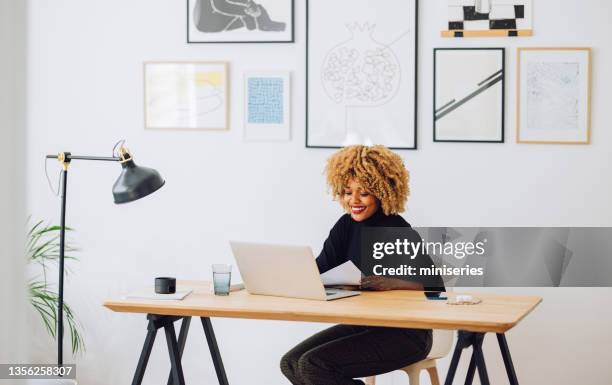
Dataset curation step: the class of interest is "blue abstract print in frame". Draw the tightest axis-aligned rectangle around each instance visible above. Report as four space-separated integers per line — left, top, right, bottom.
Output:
248 77 284 124
244 71 290 141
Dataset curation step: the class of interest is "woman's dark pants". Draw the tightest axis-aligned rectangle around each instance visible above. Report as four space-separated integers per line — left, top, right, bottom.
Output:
280 325 432 385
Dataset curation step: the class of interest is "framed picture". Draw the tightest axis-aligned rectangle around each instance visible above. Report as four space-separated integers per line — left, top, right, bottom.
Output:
442 0 533 38
144 62 229 130
517 48 592 144
187 0 294 43
306 0 419 149
434 48 505 143
244 71 291 141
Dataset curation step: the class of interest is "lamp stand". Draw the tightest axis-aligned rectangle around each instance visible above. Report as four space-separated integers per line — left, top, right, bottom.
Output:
57 163 68 366
49 152 120 367
46 146 164 369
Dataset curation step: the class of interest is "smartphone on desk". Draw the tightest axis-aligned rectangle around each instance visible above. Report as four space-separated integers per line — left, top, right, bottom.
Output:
424 291 448 300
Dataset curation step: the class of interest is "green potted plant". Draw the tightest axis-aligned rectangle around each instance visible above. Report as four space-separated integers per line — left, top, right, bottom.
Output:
27 219 84 356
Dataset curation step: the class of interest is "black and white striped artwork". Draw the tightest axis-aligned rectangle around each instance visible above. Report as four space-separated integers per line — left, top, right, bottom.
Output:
434 48 505 142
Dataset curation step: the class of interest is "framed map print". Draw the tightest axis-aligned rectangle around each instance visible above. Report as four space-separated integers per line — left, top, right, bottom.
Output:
306 0 419 149
517 48 592 144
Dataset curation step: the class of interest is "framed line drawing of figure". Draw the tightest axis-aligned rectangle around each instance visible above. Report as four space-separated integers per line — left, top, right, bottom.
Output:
306 0 419 149
188 0 294 43
434 48 505 142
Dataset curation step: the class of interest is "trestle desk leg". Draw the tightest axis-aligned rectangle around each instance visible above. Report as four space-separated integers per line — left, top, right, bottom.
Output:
201 317 229 385
497 333 520 385
131 320 158 385
167 317 192 385
165 321 186 385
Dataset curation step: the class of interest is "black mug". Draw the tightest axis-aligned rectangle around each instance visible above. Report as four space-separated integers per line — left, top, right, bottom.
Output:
155 277 176 294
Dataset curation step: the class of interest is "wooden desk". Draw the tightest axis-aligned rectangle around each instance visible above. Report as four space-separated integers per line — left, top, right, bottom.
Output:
104 281 541 385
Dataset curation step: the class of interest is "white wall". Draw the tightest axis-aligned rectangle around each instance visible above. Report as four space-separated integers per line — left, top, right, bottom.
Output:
1 0 27 365
25 0 612 384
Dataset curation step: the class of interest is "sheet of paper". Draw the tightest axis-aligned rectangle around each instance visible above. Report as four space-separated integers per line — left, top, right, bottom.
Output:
125 290 192 301
320 261 362 286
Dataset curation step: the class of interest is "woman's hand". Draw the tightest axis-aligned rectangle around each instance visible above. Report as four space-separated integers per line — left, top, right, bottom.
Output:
360 276 423 291
360 276 404 291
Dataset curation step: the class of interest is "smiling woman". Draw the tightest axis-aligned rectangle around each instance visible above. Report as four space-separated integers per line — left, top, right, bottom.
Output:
326 145 410 217
279 145 444 385
342 179 379 222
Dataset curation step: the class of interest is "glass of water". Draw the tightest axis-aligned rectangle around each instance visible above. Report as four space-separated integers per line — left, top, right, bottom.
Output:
212 264 232 296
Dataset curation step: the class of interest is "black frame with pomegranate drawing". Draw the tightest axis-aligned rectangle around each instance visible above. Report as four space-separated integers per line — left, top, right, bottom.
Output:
306 0 419 149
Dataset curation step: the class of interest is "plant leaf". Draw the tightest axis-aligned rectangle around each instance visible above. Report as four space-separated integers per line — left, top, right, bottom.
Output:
26 219 84 355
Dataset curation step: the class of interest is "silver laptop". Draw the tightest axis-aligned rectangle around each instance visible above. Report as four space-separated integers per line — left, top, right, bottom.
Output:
230 241 360 301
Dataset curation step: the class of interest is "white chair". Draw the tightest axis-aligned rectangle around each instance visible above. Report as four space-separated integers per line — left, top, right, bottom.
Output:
365 329 454 385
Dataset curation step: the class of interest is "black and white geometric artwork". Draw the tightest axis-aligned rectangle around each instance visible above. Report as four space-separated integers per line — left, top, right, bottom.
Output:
188 0 294 43
434 48 505 142
442 0 533 37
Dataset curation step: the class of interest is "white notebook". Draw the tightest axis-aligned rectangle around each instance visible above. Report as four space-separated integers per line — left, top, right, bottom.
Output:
125 290 192 301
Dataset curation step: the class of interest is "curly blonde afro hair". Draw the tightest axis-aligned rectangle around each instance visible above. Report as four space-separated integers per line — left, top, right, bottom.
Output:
325 145 410 215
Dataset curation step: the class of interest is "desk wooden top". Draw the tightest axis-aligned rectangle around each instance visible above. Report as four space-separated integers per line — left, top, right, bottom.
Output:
104 281 541 333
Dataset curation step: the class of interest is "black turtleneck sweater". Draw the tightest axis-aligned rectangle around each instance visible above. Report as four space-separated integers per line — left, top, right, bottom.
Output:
316 210 445 291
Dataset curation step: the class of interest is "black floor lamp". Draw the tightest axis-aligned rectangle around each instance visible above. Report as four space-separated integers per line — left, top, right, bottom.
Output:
45 143 165 367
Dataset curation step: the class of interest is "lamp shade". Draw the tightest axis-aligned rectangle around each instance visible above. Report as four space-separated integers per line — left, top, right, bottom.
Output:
112 158 165 204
